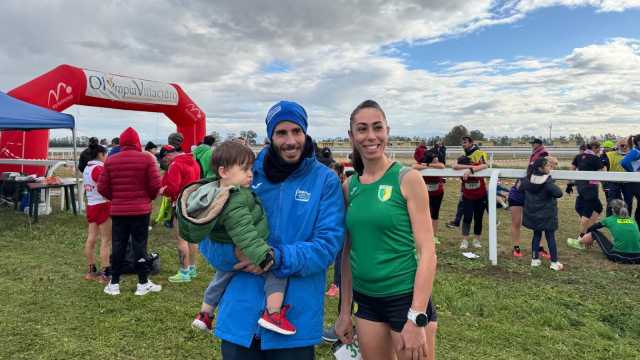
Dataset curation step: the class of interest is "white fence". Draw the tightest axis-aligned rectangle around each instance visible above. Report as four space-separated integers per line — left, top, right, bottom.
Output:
48 146 582 160
418 168 640 265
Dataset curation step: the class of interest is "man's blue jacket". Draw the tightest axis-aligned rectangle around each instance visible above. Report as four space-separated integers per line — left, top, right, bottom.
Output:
199 147 345 350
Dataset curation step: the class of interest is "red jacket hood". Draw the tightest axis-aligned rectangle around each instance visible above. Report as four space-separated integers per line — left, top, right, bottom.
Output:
172 152 196 165
120 127 142 151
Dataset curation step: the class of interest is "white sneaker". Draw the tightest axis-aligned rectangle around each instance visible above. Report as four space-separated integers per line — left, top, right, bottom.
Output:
104 282 120 296
135 280 162 296
460 239 469 249
531 259 542 267
550 262 564 271
472 239 482 248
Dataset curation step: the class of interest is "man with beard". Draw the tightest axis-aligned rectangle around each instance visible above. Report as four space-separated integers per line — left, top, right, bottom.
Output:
199 100 345 359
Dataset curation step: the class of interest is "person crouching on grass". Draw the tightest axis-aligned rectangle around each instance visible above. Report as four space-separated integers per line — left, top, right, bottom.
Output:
177 141 296 336
521 157 564 271
567 199 640 263
80 138 111 283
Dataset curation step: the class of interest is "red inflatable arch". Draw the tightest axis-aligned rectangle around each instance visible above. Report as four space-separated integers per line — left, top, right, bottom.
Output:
0 64 205 175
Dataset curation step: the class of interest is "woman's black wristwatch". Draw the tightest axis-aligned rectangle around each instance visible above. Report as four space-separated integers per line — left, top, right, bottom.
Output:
259 250 275 270
407 308 428 327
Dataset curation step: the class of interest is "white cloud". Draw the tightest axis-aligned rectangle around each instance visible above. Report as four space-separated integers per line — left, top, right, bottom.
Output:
515 0 640 13
1 0 639 141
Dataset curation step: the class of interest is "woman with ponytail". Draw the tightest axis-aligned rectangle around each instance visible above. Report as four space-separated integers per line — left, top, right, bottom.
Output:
568 199 640 264
82 138 112 282
336 100 437 360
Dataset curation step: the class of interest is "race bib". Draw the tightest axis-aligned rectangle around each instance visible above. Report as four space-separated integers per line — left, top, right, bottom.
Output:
464 181 481 190
427 183 440 192
333 340 362 360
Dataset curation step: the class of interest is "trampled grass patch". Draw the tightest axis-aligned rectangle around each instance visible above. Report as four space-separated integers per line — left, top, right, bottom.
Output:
1 180 639 359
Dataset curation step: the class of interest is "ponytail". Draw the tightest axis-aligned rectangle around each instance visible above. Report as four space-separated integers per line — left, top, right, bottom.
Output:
79 138 106 172
609 199 630 218
351 149 364 176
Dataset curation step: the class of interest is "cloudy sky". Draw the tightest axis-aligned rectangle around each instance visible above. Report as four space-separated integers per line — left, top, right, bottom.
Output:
1 0 639 142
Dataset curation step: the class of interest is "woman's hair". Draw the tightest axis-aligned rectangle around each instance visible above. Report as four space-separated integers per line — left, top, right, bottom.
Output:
78 137 106 172
145 141 157 152
631 134 640 149
609 199 629 218
349 100 387 176
528 156 548 178
87 137 107 160
210 140 256 177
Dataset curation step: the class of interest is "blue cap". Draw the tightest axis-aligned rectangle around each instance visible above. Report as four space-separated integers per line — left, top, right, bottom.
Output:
265 101 308 140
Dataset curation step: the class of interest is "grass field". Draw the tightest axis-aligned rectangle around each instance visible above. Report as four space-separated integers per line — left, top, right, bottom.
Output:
1 180 639 359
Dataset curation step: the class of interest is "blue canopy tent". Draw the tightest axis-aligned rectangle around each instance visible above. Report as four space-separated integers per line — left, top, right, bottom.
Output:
0 91 79 206
0 91 75 130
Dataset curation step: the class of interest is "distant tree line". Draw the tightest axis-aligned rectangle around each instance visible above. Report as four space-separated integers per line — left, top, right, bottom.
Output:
49 136 92 147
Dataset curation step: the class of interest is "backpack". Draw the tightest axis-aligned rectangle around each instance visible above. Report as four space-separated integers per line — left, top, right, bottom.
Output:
110 237 161 275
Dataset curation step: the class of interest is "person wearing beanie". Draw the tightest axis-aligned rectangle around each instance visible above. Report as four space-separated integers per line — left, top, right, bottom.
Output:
168 132 184 151
199 100 344 358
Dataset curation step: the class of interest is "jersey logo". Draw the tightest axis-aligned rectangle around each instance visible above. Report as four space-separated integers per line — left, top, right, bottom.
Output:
252 182 263 190
617 218 634 225
295 188 311 202
377 185 393 202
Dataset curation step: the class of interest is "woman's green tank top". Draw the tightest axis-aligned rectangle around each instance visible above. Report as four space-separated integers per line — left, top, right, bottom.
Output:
346 162 417 297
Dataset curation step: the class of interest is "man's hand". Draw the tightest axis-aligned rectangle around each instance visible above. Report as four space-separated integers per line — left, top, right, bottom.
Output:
233 248 264 275
397 321 428 360
462 169 472 181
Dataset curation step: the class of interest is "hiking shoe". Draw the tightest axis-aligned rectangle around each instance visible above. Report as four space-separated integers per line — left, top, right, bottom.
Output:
531 259 542 267
550 262 564 271
258 305 296 335
433 236 441 245
135 280 162 296
104 282 120 296
168 271 191 283
325 284 339 298
460 239 469 249
322 326 338 343
539 247 551 260
189 267 198 279
512 247 523 257
446 221 459 229
472 239 482 248
567 238 585 250
192 312 213 333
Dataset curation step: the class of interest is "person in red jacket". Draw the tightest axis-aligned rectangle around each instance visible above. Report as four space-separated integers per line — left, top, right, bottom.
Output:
162 151 201 283
98 127 163 296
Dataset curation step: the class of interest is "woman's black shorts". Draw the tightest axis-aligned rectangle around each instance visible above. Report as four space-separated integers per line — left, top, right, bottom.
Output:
353 290 437 333
428 192 444 220
575 195 603 218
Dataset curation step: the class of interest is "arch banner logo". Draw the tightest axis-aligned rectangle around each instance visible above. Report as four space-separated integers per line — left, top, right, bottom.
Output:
84 69 179 106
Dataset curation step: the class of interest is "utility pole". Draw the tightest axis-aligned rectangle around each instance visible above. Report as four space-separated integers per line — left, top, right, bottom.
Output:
548 122 552 145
